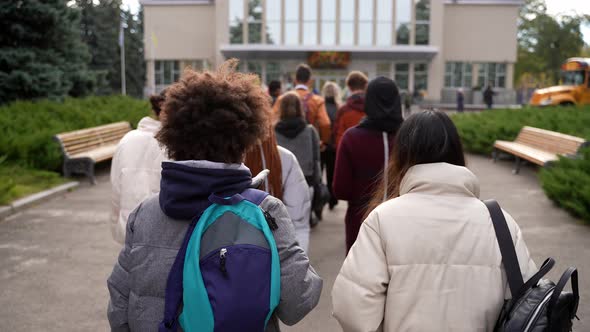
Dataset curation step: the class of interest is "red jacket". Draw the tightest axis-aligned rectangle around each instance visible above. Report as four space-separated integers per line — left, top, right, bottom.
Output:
333 126 395 252
333 94 365 148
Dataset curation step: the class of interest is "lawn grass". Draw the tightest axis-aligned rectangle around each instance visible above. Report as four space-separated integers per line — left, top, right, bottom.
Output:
0 162 68 205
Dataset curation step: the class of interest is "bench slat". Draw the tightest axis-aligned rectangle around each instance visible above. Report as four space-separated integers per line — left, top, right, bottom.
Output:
62 130 129 153
59 127 130 144
56 122 131 141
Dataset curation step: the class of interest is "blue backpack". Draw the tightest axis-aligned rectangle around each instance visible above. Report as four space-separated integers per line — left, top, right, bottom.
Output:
160 189 281 332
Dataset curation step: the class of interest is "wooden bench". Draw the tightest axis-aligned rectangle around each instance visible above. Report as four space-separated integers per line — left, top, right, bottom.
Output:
54 122 132 184
493 126 588 174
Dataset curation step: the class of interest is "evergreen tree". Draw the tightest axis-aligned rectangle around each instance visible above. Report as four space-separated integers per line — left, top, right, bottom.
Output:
0 0 96 104
77 0 121 95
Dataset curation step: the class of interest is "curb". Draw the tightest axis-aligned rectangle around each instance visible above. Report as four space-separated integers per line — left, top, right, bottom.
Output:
0 181 80 220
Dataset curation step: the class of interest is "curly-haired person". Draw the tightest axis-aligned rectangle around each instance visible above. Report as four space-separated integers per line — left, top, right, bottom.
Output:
107 60 323 332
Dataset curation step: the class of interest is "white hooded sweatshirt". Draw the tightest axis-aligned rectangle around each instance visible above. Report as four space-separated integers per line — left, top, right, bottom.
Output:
110 116 167 244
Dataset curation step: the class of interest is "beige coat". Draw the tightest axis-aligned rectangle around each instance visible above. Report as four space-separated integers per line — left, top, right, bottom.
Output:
332 163 537 332
110 117 166 244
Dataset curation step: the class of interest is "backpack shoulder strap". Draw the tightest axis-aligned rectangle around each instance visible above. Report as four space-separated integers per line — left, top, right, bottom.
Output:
241 188 269 206
484 200 524 297
302 93 314 124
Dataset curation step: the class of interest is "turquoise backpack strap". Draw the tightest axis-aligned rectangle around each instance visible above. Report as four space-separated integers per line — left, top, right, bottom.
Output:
179 190 281 331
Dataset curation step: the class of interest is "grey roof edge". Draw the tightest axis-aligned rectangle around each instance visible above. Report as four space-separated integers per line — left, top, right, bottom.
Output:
140 0 213 5
444 0 523 5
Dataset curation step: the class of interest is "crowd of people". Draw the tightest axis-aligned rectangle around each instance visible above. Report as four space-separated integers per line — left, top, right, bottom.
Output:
107 60 537 332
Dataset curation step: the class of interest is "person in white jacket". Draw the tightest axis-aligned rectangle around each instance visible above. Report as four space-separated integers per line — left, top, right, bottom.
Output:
244 130 312 252
110 91 168 244
332 110 537 332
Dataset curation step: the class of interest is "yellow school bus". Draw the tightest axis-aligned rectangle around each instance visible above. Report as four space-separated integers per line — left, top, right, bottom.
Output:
530 58 590 106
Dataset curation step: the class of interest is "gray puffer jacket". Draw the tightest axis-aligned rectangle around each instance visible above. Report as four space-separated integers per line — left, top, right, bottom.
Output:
107 192 322 331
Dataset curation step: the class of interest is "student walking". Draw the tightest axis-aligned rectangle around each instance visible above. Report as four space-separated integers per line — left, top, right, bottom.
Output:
107 61 322 332
332 77 403 253
484 84 495 109
275 92 323 225
272 64 331 149
321 81 342 210
457 88 465 113
332 110 537 332
110 89 168 244
333 71 368 147
244 129 312 252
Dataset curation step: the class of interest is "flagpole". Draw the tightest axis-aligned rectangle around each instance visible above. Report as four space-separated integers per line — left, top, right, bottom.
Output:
120 18 126 96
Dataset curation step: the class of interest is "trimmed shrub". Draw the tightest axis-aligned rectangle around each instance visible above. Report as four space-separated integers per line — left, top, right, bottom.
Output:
0 96 150 171
539 148 590 221
452 106 590 223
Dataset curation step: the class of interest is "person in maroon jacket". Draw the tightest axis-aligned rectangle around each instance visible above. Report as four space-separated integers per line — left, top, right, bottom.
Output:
332 77 404 253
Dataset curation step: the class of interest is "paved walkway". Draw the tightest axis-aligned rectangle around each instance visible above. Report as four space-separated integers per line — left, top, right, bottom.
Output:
0 155 587 331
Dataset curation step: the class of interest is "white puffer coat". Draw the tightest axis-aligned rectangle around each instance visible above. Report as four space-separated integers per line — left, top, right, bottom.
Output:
277 147 312 252
110 117 166 244
332 163 537 332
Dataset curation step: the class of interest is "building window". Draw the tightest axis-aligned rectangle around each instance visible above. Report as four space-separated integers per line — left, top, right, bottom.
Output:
478 63 506 88
444 62 473 88
340 0 354 45
396 0 412 45
285 0 300 45
358 0 374 45
247 0 263 43
266 0 281 44
155 60 180 88
229 0 244 44
376 0 393 46
415 0 430 45
303 0 317 45
395 63 409 91
321 0 336 45
414 62 428 92
376 63 392 78
266 61 282 83
247 61 263 81
184 60 209 71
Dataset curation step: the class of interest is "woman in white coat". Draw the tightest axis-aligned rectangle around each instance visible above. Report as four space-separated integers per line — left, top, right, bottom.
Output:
245 129 312 252
110 90 168 244
332 110 537 332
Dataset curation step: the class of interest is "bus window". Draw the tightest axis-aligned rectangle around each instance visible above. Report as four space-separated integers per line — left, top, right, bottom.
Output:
561 70 585 86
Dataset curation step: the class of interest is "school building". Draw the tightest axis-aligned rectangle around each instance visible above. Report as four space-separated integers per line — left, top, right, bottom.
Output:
141 0 522 104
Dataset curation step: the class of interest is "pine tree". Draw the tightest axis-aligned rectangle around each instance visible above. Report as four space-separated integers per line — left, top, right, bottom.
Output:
0 0 96 104
77 0 122 95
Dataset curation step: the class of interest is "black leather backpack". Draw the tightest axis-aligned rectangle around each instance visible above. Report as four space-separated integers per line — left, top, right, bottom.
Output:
485 200 580 332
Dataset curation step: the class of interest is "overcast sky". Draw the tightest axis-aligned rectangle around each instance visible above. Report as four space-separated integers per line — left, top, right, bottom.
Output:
122 0 590 44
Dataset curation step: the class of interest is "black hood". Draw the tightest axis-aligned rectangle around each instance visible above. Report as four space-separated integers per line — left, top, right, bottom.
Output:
275 117 307 139
358 77 404 133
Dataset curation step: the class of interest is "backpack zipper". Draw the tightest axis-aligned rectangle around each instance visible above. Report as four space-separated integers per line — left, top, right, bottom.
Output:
219 248 228 276
263 210 278 230
523 289 555 332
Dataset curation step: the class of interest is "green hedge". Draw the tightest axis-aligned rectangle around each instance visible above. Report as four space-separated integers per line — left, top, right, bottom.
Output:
452 106 590 222
452 107 590 155
0 96 150 171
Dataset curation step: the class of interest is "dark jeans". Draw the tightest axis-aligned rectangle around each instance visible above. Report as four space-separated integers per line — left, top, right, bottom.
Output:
321 147 337 204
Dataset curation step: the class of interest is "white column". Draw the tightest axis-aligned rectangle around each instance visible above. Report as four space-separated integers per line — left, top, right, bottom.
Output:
506 63 514 89
426 0 444 101
146 59 156 96
243 0 248 43
372 0 377 45
262 0 267 44
281 0 285 45
335 0 341 45
391 0 397 45
354 0 359 45
317 0 322 44
299 0 304 44
409 62 415 93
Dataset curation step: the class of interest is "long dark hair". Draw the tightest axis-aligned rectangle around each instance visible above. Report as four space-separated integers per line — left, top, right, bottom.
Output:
366 110 466 216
